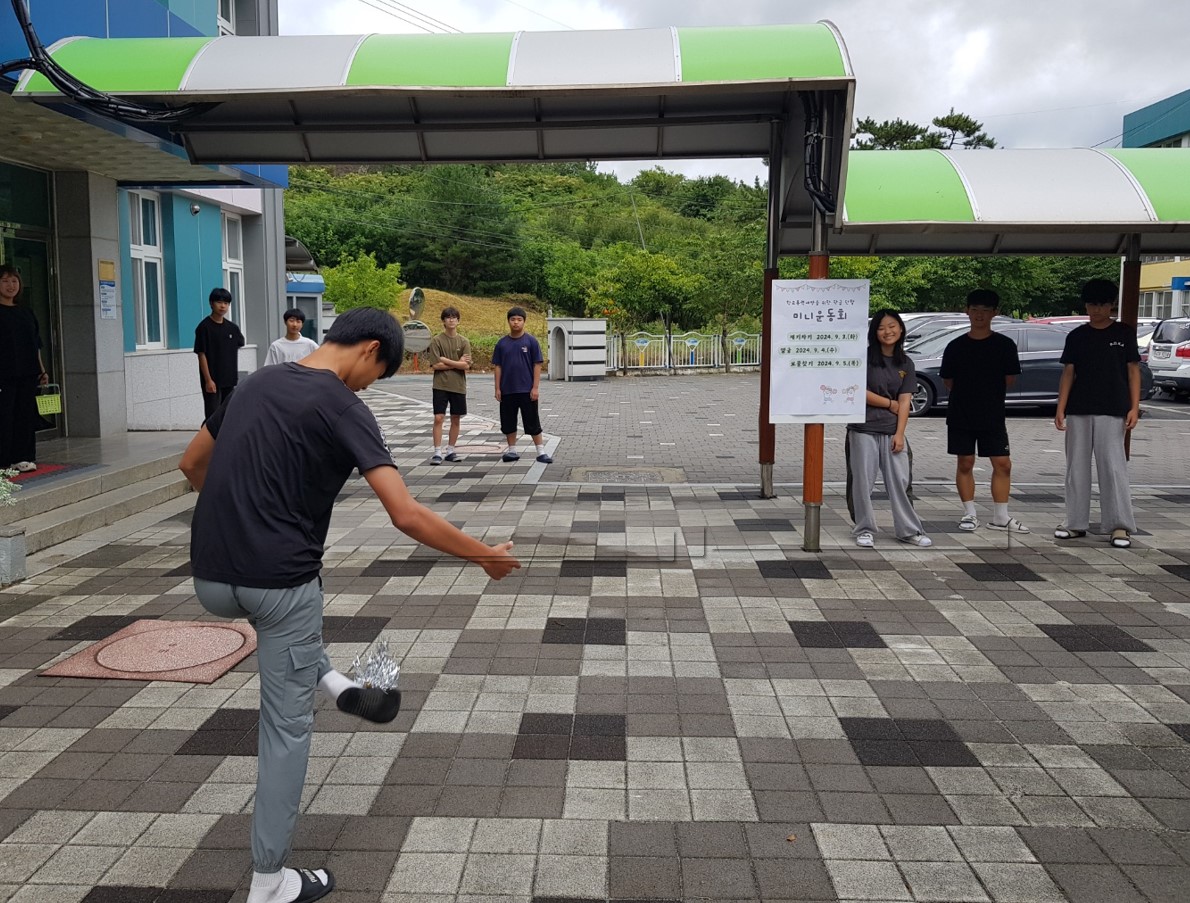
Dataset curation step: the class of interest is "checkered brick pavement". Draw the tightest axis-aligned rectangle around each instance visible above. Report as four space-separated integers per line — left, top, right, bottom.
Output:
0 385 1189 902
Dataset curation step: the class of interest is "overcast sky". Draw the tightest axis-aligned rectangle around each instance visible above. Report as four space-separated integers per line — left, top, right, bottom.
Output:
279 0 1190 181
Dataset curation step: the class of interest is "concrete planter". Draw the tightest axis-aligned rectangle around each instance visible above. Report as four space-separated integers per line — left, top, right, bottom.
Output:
0 526 26 585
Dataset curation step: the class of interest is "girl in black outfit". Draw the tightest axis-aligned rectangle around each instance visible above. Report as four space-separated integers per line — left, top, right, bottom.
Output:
0 264 50 472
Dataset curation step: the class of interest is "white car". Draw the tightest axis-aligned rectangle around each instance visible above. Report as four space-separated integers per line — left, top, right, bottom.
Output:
1148 318 1190 399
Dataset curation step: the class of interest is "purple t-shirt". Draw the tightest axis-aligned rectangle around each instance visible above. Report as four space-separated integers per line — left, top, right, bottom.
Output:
492 333 543 394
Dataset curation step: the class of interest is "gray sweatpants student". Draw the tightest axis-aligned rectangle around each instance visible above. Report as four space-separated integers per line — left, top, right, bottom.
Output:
848 429 926 539
194 576 327 873
1063 414 1136 533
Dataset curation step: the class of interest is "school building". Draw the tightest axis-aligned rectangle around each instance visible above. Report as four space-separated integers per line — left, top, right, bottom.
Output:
0 0 289 435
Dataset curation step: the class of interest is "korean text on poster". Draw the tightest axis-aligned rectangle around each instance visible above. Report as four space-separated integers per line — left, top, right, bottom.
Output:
769 280 868 424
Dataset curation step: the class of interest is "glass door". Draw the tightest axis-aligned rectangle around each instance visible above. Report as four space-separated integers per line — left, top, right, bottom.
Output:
1 233 60 436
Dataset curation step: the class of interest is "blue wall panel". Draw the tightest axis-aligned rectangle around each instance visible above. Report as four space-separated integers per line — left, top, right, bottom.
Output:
1123 88 1190 148
108 0 171 38
118 190 136 353
164 195 225 350
167 12 205 38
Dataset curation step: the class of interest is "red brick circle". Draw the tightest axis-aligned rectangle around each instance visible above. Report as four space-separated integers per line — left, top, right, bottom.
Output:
96 624 247 674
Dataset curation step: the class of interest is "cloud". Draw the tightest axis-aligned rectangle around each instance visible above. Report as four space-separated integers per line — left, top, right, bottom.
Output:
280 0 1190 169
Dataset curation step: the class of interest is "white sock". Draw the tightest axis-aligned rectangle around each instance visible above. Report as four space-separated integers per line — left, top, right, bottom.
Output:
433 446 441 455
993 502 1009 523
317 669 358 701
963 500 977 517
507 444 518 453
535 444 544 454
445 445 455 455
248 868 301 903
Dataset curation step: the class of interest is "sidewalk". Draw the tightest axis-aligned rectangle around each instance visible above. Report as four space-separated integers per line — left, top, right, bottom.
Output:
0 381 1188 902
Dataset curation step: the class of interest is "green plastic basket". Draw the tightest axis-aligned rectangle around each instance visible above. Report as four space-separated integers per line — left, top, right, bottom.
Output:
36 384 62 416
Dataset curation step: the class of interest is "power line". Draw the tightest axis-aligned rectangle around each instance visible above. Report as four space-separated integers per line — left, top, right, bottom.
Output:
1089 94 1190 149
351 0 461 33
497 0 575 30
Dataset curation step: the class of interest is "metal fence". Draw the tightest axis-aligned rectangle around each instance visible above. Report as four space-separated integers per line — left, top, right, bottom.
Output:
606 331 761 372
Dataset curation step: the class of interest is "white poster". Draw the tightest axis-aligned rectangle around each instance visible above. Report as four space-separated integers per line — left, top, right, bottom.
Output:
769 279 869 424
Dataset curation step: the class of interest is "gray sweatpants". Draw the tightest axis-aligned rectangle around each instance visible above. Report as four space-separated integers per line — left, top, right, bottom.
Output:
1063 414 1136 533
848 429 925 540
194 576 330 874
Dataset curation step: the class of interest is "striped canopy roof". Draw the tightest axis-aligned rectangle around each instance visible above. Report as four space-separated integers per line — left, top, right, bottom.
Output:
814 148 1190 255
12 26 854 166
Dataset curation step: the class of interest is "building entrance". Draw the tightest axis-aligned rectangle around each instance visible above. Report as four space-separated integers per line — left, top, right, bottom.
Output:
1 232 59 438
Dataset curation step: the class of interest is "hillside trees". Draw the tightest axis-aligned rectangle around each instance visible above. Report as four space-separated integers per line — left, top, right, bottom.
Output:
284 158 1123 327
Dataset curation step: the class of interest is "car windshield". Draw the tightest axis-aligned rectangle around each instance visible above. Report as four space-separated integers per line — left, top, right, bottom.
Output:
906 325 968 357
1152 321 1190 344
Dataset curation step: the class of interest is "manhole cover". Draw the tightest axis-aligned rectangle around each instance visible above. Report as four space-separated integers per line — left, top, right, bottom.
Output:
96 624 247 673
586 470 665 483
568 466 687 484
42 619 258 684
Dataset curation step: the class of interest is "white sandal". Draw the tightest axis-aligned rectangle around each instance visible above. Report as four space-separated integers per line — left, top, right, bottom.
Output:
958 514 979 531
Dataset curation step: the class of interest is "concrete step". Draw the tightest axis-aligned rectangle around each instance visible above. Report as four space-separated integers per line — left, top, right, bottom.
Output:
0 455 183 526
19 471 193 554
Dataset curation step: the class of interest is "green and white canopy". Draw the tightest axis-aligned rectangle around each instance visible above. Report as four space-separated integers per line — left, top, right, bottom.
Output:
13 25 853 166
821 148 1190 256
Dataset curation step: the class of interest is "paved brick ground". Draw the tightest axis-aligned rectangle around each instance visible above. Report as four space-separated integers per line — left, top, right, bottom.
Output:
1 378 1189 902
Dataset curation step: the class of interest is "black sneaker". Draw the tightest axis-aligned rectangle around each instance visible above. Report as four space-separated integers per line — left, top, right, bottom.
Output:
502 450 521 462
444 452 460 462
336 687 402 723
429 454 443 465
536 452 553 464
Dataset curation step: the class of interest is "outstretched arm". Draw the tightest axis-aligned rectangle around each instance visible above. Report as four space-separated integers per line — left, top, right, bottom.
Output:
364 466 519 579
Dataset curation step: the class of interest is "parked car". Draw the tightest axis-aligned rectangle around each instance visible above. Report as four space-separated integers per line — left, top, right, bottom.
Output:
1029 315 1159 354
907 322 1155 415
903 314 1021 348
1148 317 1190 398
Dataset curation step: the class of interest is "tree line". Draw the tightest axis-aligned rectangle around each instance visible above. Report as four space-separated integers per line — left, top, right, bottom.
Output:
284 111 1118 329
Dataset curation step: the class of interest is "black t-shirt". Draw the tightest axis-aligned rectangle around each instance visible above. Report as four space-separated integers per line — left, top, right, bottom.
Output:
193 316 245 387
0 304 42 383
1061 321 1140 417
190 363 396 588
939 332 1021 429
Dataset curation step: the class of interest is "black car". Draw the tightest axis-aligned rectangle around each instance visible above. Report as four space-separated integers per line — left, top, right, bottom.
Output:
907 322 1154 415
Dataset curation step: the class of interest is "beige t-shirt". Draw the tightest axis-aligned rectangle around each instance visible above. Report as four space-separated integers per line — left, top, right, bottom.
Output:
426 332 471 393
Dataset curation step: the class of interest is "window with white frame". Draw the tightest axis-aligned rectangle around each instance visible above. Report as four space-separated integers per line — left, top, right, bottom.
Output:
128 191 166 349
218 0 235 34
222 212 245 332
1140 290 1176 319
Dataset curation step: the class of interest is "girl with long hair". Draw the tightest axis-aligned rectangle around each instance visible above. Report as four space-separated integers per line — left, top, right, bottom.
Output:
847 309 931 548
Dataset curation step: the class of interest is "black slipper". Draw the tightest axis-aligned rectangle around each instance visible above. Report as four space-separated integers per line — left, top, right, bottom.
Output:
336 686 402 723
293 868 335 902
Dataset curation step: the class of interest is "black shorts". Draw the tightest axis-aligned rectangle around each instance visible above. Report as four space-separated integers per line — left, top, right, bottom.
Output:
499 392 542 436
432 389 467 417
948 425 1010 458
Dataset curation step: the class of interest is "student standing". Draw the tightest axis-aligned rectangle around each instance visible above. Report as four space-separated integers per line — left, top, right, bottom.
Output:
492 306 552 463
194 287 246 420
426 306 471 465
0 264 50 473
940 289 1026 533
264 308 319 365
180 308 519 903
1054 278 1140 548
848 309 932 549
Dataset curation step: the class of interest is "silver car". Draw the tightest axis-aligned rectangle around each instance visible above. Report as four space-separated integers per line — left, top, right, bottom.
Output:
1148 318 1190 398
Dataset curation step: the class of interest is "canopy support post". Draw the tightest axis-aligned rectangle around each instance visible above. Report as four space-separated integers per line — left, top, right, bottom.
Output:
802 211 829 552
1122 235 1141 460
759 119 783 500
